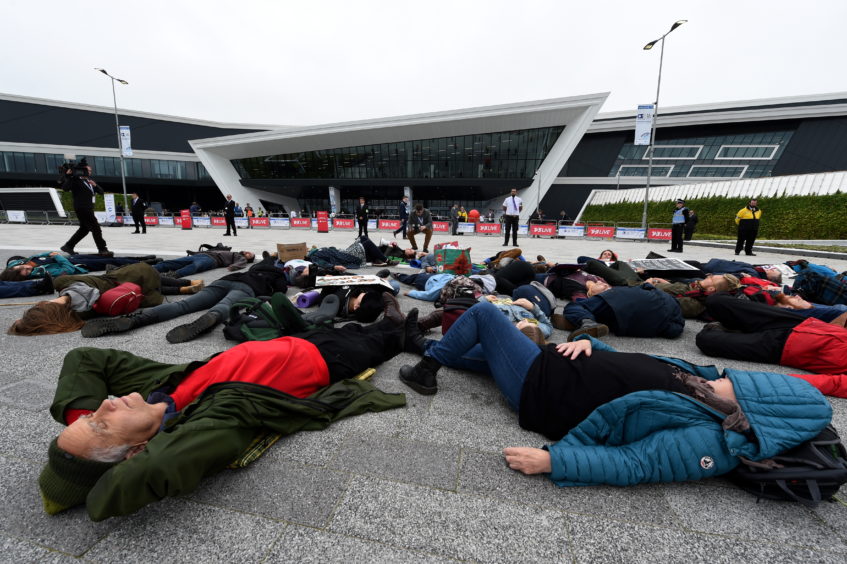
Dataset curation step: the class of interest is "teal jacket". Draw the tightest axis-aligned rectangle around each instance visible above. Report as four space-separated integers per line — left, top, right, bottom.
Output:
546 336 832 487
49 347 406 521
9 252 88 278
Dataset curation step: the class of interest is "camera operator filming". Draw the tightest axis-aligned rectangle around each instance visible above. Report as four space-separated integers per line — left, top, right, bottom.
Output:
59 158 113 257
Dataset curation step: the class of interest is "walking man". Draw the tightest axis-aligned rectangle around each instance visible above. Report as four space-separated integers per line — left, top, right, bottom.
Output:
59 159 112 257
394 195 410 238
130 192 147 234
501 188 522 247
735 198 762 256
223 194 237 236
669 199 689 253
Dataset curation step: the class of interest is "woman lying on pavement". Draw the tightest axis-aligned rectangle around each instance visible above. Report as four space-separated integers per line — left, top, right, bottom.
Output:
3 251 158 279
399 300 831 487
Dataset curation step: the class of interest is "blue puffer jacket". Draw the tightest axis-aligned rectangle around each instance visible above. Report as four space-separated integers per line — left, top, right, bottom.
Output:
545 336 832 487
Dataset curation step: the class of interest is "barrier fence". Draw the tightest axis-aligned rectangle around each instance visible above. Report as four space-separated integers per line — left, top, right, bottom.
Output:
0 210 675 241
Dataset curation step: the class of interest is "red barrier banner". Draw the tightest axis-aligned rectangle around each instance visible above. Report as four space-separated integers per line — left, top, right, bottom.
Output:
432 221 450 232
529 224 557 237
116 215 124 224
211 216 227 227
250 217 270 228
291 217 312 228
585 226 615 238
378 219 401 230
647 228 672 240
333 218 355 229
476 223 502 234
173 216 183 227
144 216 160 226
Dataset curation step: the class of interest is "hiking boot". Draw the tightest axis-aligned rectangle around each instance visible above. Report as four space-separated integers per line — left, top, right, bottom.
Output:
376 269 391 278
551 312 575 331
399 355 441 395
417 309 443 332
403 308 427 354
35 273 54 295
60 245 75 255
567 319 609 342
81 310 158 338
382 292 404 326
166 311 222 343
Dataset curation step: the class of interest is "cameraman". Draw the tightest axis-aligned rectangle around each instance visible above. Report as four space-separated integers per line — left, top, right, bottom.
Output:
407 203 433 253
59 159 113 257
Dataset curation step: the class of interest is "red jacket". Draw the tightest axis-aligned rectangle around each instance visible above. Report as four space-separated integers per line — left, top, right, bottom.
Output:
781 317 847 374
790 373 847 398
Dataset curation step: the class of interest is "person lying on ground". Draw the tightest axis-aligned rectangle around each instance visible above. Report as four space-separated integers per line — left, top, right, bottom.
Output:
397 301 831 488
696 292 847 374
38 320 416 521
80 256 286 342
3 252 158 279
790 260 847 306
562 281 685 341
0 275 55 299
8 263 197 336
153 250 255 278
650 274 741 318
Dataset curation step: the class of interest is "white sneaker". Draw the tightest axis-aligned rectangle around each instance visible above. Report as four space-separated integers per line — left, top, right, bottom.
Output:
380 238 390 246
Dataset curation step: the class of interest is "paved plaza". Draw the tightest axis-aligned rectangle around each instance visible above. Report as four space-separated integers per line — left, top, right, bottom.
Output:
1 223 846 563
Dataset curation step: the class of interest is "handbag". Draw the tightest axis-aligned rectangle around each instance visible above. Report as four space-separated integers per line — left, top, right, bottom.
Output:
92 282 144 316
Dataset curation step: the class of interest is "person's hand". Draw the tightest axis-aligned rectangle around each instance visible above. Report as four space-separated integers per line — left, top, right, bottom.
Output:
333 265 347 272
645 277 669 284
512 298 533 311
503 447 551 474
403 290 411 296
49 251 60 256
425 266 434 273
555 339 592 359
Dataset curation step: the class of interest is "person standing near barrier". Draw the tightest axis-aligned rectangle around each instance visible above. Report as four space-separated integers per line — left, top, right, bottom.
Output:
735 198 762 256
684 209 698 241
59 159 113 257
450 204 459 236
394 195 410 238
502 188 523 247
130 192 147 234
356 196 370 238
223 194 237 237
668 199 689 253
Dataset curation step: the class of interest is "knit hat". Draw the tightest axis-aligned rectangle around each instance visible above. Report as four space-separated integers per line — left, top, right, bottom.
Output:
512 282 556 317
38 438 117 515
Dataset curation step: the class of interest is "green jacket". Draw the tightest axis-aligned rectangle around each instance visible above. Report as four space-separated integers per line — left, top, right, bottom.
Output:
53 262 164 309
653 281 706 318
50 347 407 521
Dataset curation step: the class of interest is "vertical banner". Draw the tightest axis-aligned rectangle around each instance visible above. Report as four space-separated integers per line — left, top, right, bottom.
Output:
328 186 340 214
103 193 116 223
635 104 654 146
119 125 133 156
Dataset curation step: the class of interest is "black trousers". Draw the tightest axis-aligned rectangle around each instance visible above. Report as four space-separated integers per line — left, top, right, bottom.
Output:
132 212 146 233
224 215 237 235
66 207 108 252
582 259 643 286
735 222 759 254
358 236 387 263
695 293 804 364
494 259 536 295
503 215 519 245
358 219 368 238
670 224 685 251
298 318 403 382
393 218 407 237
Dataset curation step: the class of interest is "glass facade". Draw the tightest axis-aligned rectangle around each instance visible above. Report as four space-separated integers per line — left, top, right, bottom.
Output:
609 130 794 179
0 151 210 181
232 126 565 181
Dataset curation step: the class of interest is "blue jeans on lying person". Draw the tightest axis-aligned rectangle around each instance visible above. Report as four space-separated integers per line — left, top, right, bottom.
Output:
0 279 45 298
425 301 541 411
153 254 217 278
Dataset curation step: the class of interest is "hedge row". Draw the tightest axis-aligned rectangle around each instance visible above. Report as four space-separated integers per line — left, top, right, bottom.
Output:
581 192 847 239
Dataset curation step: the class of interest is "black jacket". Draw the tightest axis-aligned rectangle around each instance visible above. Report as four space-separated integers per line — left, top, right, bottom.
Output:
224 199 236 218
355 203 370 222
61 176 103 210
220 257 287 296
131 197 147 216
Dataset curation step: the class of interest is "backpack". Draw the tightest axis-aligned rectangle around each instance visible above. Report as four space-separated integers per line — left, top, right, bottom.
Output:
222 293 305 342
729 424 847 506
92 282 144 316
436 275 482 306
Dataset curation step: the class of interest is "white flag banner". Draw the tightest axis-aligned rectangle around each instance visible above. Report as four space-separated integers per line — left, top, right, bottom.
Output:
634 104 654 146
119 125 133 156
104 193 116 223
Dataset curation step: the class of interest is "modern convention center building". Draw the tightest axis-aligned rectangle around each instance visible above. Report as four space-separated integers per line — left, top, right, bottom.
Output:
1 91 846 220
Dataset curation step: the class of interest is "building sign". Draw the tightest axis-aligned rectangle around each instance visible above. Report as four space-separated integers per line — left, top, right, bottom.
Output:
457 222 475 234
334 218 355 229
250 217 270 228
529 223 557 237
291 217 312 228
647 227 672 240
635 104 654 146
585 225 615 238
615 227 646 239
558 225 585 237
432 221 450 232
476 222 501 234
378 219 401 230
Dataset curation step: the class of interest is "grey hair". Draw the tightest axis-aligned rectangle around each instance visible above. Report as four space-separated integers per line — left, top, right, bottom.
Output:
83 418 133 462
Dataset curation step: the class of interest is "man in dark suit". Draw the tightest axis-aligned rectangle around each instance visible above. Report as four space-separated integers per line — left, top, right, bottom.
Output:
130 192 147 234
224 194 237 236
59 159 112 257
355 196 369 238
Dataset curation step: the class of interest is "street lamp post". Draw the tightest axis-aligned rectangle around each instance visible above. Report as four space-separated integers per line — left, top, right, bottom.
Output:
641 19 687 231
94 68 129 214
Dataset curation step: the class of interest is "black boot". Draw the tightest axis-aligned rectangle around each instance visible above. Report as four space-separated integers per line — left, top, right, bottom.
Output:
399 355 441 395
166 311 222 343
35 273 54 295
567 319 609 342
382 292 404 326
81 309 159 338
403 308 427 354
417 309 443 332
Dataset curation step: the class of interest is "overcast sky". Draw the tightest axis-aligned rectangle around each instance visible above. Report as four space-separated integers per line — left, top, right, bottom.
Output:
6 0 847 127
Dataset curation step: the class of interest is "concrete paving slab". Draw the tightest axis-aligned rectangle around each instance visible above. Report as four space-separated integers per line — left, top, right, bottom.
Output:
0 532 88 564
0 409 64 461
0 379 57 413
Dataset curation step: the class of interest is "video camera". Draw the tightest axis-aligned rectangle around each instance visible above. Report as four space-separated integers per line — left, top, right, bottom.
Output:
59 157 90 179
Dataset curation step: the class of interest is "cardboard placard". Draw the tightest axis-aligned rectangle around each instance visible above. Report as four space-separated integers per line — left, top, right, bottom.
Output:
277 242 308 262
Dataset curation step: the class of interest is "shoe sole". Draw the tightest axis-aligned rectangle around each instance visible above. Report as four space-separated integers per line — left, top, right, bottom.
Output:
166 315 220 343
567 323 610 342
399 373 437 395
81 317 134 338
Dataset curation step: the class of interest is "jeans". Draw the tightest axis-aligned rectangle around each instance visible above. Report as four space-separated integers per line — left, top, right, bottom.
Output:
396 272 433 291
0 280 44 298
154 254 217 277
427 301 541 411
69 254 141 271
146 280 254 321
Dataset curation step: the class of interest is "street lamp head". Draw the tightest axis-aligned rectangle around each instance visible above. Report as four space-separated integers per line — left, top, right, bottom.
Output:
95 68 109 75
117 79 129 85
670 20 687 32
643 40 659 50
